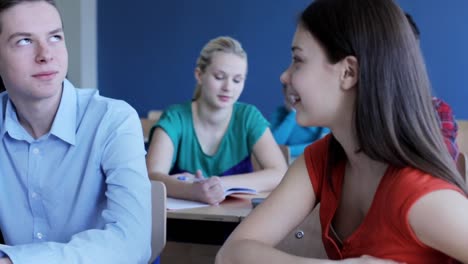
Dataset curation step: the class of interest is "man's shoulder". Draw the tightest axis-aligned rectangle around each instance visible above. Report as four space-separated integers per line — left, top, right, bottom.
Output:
72 89 138 133
76 88 135 115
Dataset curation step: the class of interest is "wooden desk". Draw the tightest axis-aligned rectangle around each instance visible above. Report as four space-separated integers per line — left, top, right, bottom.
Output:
167 194 264 222
166 194 267 245
162 194 266 264
161 193 327 263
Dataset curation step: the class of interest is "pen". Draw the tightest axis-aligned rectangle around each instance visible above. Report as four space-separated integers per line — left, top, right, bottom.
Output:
177 175 188 181
176 175 203 182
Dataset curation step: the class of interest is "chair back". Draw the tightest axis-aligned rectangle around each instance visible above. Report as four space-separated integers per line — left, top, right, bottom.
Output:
148 110 163 121
149 180 167 263
141 118 156 143
457 120 468 155
141 110 163 145
457 152 467 184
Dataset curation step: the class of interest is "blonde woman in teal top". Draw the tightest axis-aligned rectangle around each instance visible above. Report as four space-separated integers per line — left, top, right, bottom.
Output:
147 36 288 205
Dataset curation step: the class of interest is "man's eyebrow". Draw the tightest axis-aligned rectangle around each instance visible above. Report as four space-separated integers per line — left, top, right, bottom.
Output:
7 32 31 42
7 28 63 42
49 28 64 35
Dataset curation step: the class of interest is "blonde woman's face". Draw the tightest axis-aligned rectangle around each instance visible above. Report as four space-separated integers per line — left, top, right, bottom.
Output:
196 52 247 109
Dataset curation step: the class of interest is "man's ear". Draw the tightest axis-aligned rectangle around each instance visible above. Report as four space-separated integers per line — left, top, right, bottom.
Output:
340 56 359 90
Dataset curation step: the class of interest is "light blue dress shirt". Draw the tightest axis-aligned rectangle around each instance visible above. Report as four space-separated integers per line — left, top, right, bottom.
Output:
0 80 152 263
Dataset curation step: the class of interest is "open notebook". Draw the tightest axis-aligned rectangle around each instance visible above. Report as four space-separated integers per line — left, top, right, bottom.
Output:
223 187 257 196
167 186 257 210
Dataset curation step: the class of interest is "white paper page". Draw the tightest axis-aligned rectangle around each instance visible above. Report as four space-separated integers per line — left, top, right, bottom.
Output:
224 187 258 196
166 197 210 210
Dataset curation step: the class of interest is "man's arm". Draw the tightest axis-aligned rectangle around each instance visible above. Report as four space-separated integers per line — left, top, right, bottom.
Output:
0 105 152 263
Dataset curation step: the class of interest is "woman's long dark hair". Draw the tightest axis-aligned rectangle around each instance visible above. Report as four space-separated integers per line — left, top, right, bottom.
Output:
300 0 467 193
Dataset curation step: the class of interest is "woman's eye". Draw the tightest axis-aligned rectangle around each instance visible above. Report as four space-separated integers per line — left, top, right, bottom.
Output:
292 56 303 63
17 38 32 46
233 78 243 84
214 74 225 80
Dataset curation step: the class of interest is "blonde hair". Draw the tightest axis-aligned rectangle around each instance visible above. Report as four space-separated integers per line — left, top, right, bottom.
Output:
193 36 247 100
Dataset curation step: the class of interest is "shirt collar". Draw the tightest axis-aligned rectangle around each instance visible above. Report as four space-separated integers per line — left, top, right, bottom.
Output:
0 79 77 145
49 79 77 145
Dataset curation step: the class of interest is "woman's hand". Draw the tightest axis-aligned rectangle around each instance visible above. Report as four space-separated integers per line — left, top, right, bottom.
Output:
189 171 225 204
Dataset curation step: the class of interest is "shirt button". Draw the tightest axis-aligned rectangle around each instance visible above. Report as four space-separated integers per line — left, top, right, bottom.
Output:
31 192 38 199
36 232 43 239
32 148 40 155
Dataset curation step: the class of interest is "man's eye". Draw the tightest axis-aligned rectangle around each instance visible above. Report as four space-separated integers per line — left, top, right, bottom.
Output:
17 38 32 46
50 35 63 42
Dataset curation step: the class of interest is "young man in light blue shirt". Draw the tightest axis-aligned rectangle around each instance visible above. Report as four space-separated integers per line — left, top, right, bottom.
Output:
0 0 152 263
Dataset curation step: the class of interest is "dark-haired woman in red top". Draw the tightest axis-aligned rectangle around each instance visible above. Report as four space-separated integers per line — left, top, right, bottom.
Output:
216 0 468 263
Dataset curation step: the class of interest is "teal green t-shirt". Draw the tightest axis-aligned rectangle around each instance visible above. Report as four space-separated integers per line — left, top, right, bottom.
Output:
152 102 269 177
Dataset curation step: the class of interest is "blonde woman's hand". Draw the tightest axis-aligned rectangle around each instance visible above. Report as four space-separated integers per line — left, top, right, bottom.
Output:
190 171 225 204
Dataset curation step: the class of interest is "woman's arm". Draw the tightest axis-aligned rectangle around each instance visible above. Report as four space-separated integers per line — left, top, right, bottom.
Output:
409 190 468 263
219 128 288 192
146 128 224 204
216 156 321 263
216 157 402 264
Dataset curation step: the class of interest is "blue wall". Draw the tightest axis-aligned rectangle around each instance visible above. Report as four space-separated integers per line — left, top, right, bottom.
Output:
98 0 468 119
397 0 468 119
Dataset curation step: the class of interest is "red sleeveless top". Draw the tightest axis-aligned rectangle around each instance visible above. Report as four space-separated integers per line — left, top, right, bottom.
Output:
304 135 462 263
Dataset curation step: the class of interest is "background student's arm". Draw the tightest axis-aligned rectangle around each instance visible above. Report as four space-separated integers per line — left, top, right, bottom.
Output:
219 128 288 192
288 127 330 158
147 127 224 204
409 189 468 263
289 142 313 158
270 108 296 144
0 106 152 263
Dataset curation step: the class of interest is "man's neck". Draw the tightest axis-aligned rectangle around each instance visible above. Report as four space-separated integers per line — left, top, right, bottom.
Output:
11 93 62 140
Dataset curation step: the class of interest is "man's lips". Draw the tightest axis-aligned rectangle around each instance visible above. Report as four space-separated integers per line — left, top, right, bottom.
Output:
32 71 58 80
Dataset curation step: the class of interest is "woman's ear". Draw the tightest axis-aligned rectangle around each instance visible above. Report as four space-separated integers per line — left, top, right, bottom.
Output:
340 56 359 90
194 68 202 84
